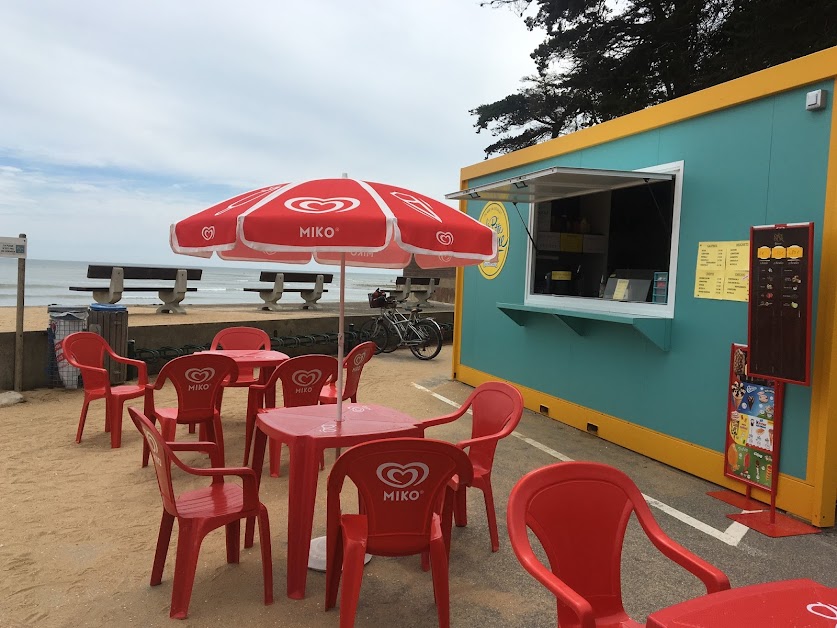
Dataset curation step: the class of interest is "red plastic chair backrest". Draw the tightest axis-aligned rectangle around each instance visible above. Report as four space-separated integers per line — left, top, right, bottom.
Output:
63 332 112 392
210 326 271 380
507 461 652 626
273 354 338 407
462 382 524 471
328 438 473 555
128 407 183 516
340 341 376 400
152 354 238 423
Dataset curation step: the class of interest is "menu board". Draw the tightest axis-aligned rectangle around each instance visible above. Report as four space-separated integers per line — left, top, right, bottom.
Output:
724 344 784 491
747 223 814 385
694 240 750 302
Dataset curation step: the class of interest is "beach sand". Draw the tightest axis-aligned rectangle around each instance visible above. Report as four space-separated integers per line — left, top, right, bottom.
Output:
1 345 551 628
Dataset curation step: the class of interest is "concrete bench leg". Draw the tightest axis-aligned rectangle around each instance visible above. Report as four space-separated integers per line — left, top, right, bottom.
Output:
258 292 283 311
92 267 124 304
157 270 188 314
300 291 322 310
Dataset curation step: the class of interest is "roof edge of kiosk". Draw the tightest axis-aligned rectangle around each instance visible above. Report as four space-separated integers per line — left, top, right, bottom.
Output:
446 166 673 204
458 46 837 184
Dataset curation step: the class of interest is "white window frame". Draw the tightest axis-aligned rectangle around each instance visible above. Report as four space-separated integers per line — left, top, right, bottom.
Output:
523 160 684 318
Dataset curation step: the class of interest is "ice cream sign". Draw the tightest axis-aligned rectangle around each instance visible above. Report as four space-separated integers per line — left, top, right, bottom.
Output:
0 236 26 259
478 202 508 280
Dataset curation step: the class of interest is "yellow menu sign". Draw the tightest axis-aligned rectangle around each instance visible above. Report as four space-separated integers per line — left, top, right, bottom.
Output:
695 241 750 301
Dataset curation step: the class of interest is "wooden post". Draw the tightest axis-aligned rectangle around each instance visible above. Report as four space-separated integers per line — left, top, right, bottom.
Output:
14 234 26 392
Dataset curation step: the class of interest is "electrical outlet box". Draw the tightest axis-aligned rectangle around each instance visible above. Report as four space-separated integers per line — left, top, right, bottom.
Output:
806 89 827 111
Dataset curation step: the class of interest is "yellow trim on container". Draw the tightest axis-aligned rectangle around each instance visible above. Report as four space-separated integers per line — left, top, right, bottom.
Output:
805 78 837 527
456 364 817 524
460 47 837 183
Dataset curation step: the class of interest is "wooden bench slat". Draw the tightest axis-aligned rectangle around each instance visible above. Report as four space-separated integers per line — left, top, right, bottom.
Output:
87 265 202 280
258 271 333 283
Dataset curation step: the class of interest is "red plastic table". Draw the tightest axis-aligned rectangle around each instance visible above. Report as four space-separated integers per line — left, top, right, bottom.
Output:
195 349 289 406
250 403 425 599
646 579 837 628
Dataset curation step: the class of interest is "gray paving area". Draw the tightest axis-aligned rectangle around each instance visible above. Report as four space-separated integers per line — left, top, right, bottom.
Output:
404 358 837 627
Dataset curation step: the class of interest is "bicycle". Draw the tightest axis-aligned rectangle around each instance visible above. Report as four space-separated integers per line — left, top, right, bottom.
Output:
360 289 443 360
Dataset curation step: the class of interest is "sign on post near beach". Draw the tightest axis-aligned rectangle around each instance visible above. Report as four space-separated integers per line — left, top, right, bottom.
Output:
3 234 27 392
0 236 27 258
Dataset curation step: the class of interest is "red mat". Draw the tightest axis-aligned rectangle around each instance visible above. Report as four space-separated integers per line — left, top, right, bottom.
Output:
727 510 821 538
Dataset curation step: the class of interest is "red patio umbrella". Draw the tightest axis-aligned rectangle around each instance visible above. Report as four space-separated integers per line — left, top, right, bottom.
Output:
170 177 497 420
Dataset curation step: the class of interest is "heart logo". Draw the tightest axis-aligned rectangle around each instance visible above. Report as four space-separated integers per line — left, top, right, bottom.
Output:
807 602 837 621
201 226 215 241
438 254 452 263
353 353 366 367
436 232 453 246
214 186 283 216
291 369 321 387
185 367 215 384
142 427 162 468
390 191 441 222
285 197 359 213
376 462 430 489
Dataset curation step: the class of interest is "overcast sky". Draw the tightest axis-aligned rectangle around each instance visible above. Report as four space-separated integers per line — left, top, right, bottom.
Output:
0 1 542 269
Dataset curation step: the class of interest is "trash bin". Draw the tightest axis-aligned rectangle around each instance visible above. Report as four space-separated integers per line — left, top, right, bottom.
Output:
87 303 129 385
47 305 89 389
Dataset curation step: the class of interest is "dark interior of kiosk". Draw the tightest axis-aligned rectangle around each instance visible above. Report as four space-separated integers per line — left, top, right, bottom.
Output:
533 179 675 303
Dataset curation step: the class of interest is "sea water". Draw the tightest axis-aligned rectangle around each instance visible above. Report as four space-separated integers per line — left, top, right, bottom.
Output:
0 259 398 307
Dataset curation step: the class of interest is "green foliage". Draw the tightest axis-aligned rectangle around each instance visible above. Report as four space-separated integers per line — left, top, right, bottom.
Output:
473 0 837 157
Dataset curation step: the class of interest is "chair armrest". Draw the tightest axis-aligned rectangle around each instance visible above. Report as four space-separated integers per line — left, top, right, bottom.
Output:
187 466 260 509
456 433 502 451
168 440 224 467
418 405 470 429
636 505 731 593
512 544 596 628
112 355 149 384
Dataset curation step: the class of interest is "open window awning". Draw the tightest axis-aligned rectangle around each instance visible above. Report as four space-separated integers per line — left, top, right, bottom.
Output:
446 166 674 204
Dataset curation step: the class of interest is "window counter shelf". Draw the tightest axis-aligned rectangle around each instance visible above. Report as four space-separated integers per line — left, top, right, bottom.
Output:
496 302 671 351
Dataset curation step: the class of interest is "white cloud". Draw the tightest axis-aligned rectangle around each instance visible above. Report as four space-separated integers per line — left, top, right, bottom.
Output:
0 0 542 262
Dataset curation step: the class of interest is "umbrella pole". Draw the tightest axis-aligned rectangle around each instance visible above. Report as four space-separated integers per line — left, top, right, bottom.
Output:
336 253 346 426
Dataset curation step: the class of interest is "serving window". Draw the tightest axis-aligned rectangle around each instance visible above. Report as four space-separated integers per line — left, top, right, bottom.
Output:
449 163 683 318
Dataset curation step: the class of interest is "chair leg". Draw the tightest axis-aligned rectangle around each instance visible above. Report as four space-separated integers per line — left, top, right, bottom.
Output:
243 411 255 466
453 486 468 527
108 397 126 448
269 440 282 478
188 423 196 434
205 417 225 466
169 522 203 620
325 532 344 610
338 535 367 628
75 397 92 443
480 480 499 553
151 511 175 586
225 520 241 564
428 532 451 628
244 516 256 549
257 505 274 606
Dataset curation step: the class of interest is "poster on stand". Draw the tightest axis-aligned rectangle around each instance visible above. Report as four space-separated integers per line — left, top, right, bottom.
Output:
724 344 784 491
747 222 814 385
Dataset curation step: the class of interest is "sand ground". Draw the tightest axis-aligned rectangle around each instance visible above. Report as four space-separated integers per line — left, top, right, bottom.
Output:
3 339 837 627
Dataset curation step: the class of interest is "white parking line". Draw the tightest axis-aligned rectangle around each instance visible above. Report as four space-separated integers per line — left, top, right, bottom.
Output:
414 382 750 547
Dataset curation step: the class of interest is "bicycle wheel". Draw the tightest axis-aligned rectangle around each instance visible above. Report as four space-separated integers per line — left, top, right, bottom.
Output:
380 317 400 353
410 320 443 360
360 318 389 354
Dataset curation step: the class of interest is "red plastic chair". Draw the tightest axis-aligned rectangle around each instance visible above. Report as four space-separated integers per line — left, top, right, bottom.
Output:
325 438 473 628
319 341 377 404
506 462 731 628
243 353 338 475
426 381 524 553
128 407 273 620
142 353 238 467
210 325 271 389
63 331 149 448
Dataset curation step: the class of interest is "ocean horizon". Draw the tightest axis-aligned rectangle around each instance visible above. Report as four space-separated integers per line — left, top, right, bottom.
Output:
0 258 398 308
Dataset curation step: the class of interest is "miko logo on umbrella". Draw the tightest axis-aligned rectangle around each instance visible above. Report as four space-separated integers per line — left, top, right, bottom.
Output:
285 197 359 214
201 226 215 241
377 462 429 502
185 367 216 391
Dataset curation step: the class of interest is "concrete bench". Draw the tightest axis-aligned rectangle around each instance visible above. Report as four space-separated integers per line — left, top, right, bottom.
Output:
69 265 201 314
243 271 333 311
389 277 441 306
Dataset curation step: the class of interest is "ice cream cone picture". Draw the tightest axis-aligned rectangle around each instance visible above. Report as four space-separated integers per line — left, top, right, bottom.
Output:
768 428 774 450
727 443 738 470
731 381 745 410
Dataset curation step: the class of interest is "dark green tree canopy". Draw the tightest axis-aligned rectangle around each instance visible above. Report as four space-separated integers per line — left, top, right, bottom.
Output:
473 0 837 157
